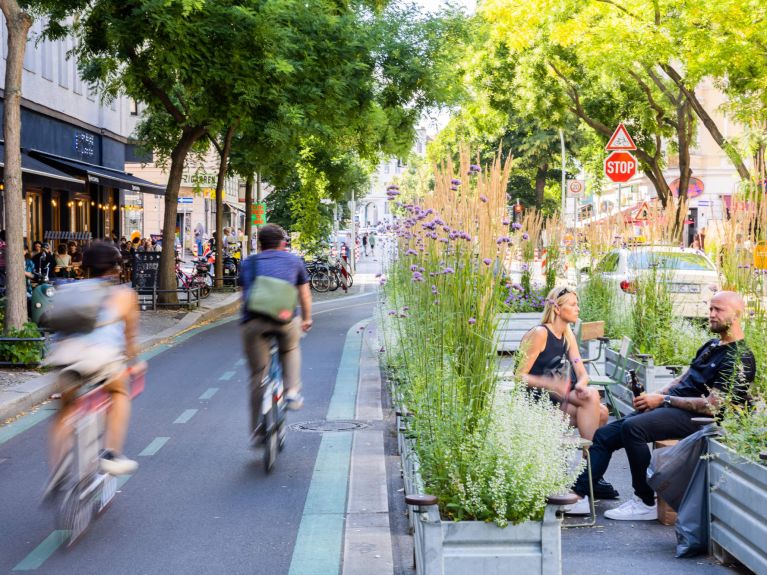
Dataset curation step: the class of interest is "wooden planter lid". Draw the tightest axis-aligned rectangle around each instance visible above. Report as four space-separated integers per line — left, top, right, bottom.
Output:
405 494 439 507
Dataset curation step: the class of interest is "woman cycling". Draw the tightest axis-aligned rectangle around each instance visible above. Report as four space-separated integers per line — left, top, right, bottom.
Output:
46 241 145 477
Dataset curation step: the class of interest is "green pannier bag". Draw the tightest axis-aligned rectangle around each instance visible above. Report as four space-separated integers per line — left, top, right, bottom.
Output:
246 261 298 323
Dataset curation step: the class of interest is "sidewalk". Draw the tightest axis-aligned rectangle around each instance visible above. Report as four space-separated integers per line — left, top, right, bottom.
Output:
0 290 241 424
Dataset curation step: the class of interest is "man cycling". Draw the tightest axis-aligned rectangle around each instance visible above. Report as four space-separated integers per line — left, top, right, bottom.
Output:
240 224 312 441
45 241 145 477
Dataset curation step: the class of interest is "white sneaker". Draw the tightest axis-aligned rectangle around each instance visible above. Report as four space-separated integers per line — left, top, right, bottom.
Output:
285 392 304 410
564 496 591 516
604 496 657 521
99 450 138 476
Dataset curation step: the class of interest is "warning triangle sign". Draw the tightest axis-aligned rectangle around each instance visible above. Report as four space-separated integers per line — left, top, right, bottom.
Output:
634 201 651 221
606 123 637 151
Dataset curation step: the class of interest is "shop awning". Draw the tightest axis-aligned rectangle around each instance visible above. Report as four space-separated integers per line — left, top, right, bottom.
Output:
29 150 166 195
224 201 246 214
0 144 84 192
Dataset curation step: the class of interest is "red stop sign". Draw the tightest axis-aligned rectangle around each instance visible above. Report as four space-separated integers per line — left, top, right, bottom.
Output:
604 151 637 183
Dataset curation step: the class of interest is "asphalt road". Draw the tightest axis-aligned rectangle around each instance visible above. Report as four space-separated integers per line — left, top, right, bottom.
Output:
0 293 377 575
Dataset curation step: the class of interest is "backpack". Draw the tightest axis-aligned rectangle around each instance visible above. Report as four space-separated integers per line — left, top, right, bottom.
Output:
39 280 110 334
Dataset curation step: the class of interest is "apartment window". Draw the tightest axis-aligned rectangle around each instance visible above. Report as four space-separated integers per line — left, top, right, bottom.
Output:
58 39 69 88
23 30 36 72
72 53 82 94
130 99 139 116
41 38 53 80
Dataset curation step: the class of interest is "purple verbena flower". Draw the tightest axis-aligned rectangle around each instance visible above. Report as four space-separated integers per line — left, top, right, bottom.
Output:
502 218 510 226
451 178 462 186
442 267 455 274
512 222 522 230
522 232 529 240
468 317 476 325
479 194 488 203
483 258 492 266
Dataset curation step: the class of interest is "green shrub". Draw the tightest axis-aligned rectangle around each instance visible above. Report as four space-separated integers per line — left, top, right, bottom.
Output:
0 322 45 365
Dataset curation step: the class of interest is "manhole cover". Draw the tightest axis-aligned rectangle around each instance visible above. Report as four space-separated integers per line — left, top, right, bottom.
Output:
289 420 369 433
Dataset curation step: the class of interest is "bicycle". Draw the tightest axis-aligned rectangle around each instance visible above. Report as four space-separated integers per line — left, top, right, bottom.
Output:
251 343 288 472
175 259 211 298
43 368 145 546
305 259 331 293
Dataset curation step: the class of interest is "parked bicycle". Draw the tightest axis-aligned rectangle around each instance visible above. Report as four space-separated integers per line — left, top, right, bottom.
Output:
305 259 332 293
175 259 211 298
43 368 145 546
251 343 288 472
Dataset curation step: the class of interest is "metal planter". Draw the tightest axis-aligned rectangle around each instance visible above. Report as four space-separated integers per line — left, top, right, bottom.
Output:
708 439 767 574
400 435 564 575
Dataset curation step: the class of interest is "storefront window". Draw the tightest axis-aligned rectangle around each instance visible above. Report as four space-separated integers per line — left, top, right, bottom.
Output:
26 189 44 243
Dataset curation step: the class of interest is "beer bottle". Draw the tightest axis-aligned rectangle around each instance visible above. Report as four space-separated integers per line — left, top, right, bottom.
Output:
628 369 645 397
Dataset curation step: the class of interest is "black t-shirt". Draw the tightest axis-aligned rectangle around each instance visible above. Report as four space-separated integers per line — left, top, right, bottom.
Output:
669 338 755 404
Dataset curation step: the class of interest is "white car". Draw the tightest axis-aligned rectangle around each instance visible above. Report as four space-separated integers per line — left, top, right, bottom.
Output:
590 245 719 318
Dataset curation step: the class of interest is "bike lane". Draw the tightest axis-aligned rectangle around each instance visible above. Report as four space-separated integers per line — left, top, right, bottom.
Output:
0 293 377 574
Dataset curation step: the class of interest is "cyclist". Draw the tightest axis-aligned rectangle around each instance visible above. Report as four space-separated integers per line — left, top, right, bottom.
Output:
46 241 145 477
240 224 312 440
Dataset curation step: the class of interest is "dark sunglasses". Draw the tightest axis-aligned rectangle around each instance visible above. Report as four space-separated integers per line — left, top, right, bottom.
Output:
557 287 574 298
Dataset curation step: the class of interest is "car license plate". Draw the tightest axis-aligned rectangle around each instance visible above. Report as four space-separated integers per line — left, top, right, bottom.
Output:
668 283 700 294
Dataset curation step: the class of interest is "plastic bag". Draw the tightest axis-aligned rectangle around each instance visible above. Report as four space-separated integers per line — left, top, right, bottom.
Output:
675 456 709 557
646 425 718 511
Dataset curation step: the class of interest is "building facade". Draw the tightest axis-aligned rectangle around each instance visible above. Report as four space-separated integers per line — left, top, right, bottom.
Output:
357 127 429 229
0 17 163 247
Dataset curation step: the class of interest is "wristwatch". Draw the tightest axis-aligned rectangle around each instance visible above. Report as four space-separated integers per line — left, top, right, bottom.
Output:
663 395 673 408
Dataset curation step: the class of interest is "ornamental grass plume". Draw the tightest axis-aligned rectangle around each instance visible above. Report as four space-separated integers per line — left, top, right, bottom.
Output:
381 147 581 525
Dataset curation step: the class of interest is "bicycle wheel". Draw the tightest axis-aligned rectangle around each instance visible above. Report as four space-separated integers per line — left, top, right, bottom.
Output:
310 271 331 292
344 273 353 289
264 406 278 473
328 271 339 291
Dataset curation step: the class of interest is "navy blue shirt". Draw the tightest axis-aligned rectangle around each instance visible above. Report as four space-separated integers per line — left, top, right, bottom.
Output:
670 338 755 404
240 250 308 323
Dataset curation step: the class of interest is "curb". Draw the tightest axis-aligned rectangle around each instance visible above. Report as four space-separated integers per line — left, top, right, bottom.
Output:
0 292 241 424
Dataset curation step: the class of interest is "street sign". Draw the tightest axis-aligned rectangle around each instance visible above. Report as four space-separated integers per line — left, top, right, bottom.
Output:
567 180 585 197
606 123 637 151
178 197 193 204
604 151 637 183
251 202 267 227
634 201 651 221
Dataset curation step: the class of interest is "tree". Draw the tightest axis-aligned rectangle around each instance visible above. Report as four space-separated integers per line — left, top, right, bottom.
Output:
0 0 84 331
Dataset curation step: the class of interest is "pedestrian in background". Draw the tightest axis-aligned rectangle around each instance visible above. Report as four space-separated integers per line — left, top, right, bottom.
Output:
362 233 368 256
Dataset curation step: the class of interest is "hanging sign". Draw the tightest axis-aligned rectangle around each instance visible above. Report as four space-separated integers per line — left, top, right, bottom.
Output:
251 202 267 227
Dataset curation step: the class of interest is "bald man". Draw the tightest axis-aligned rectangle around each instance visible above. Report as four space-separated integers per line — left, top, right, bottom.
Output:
566 291 756 520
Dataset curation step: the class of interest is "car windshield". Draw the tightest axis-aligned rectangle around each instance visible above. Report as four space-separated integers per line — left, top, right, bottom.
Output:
627 251 715 271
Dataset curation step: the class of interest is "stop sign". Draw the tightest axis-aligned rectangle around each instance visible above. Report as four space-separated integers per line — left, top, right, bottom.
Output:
604 151 637 183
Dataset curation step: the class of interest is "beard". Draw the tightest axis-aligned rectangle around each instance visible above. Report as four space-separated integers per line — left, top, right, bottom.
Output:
710 318 732 334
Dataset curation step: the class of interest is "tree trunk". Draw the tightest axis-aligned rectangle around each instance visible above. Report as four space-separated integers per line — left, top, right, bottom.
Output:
244 172 253 257
213 125 236 288
1 2 32 332
662 65 751 182
672 99 694 241
159 125 207 304
534 163 548 209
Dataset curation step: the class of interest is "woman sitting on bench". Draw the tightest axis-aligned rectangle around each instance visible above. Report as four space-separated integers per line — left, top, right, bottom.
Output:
516 286 609 440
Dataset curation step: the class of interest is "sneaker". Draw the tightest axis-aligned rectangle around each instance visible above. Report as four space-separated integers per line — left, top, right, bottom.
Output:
604 496 657 521
564 496 591 516
99 450 139 476
285 392 304 411
593 479 620 500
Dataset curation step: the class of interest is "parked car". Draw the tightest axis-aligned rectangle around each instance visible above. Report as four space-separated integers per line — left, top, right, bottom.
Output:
586 245 719 318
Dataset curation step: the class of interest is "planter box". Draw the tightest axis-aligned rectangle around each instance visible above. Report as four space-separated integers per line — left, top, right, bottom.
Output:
708 439 767 574
400 436 564 575
604 348 678 416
